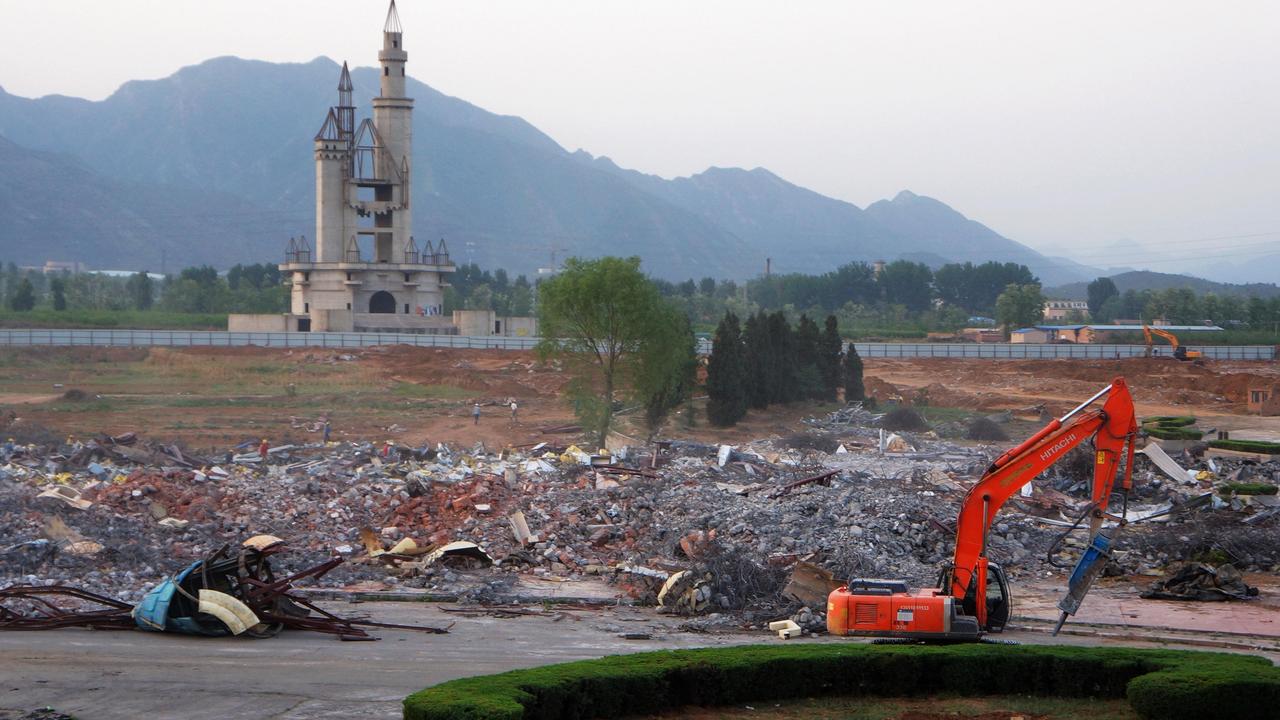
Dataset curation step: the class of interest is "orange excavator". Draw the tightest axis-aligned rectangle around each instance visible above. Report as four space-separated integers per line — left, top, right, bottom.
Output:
1143 325 1202 361
827 377 1139 640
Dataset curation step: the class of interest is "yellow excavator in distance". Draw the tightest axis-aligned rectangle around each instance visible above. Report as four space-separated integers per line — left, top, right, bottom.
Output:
1143 325 1202 361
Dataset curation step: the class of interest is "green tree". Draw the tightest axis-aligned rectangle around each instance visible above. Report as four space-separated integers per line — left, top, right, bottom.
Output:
127 272 154 310
742 311 770 410
1086 277 1119 319
876 260 934 313
536 256 675 446
9 277 35 311
995 283 1045 331
765 311 798 403
793 314 823 400
50 277 67 311
935 261 1036 314
634 302 698 439
843 342 865 402
706 312 748 426
699 277 717 296
818 315 843 402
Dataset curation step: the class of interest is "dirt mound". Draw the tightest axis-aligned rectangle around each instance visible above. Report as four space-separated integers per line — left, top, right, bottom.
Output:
880 407 929 432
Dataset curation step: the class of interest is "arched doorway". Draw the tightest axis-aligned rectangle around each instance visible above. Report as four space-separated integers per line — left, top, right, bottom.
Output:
368 291 396 314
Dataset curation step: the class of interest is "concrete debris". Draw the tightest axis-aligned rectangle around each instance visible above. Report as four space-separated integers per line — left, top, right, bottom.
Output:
1 419 1276 626
1140 562 1260 601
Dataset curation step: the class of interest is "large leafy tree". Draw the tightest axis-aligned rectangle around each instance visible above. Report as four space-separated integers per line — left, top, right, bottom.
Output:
634 304 698 439
127 272 154 310
935 261 1036 314
537 256 681 445
1086 277 1119 320
876 260 934 313
995 283 1046 331
706 312 748 426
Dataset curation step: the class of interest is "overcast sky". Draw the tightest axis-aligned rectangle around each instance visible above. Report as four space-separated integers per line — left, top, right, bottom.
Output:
2 1 1277 275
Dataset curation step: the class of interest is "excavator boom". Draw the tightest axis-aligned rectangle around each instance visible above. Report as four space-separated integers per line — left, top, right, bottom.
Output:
828 377 1139 640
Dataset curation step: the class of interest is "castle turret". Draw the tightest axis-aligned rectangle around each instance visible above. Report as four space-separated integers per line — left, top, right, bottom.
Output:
277 0 453 334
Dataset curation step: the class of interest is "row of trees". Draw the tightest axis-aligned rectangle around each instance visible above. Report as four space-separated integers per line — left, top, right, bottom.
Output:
705 311 864 427
447 263 535 316
1087 277 1280 328
2 264 287 314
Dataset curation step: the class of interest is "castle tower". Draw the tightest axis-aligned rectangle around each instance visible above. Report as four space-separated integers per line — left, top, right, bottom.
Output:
280 0 455 333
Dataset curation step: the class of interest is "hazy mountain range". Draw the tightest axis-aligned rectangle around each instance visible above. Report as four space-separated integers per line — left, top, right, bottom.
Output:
0 55 1266 288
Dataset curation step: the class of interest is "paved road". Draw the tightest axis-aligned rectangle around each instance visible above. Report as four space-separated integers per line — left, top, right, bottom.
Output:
2 599 1276 720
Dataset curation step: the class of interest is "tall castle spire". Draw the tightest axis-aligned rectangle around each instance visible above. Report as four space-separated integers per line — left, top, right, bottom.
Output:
335 61 354 144
384 0 403 34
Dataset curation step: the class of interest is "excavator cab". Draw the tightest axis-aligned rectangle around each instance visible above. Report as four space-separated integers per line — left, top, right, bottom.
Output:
936 562 1011 633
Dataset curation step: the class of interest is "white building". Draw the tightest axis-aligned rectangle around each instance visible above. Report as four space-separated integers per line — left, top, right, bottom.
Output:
276 1 455 333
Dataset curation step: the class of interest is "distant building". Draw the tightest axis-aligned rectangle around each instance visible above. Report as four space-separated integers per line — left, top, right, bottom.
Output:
1010 327 1051 344
22 261 89 274
1043 299 1089 321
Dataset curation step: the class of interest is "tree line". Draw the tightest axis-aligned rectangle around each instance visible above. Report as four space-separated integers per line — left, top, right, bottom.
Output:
1086 277 1280 329
704 311 864 427
2 263 287 315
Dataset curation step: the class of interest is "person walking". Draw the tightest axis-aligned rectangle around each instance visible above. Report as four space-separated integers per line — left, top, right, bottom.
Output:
509 400 518 422
322 418 332 443
259 438 270 461
472 403 481 425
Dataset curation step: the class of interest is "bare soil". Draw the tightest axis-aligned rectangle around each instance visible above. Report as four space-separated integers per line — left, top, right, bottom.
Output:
0 347 1276 451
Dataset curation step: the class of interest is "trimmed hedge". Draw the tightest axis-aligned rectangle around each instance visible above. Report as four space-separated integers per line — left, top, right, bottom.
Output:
1142 415 1198 428
402 644 1280 720
1142 416 1204 441
1210 439 1280 455
1145 426 1204 440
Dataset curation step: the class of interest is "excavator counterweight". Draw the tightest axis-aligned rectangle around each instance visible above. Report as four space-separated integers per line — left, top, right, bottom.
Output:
828 378 1139 640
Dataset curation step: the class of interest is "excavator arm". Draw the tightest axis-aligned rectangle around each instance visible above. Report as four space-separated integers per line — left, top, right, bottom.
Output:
947 378 1138 626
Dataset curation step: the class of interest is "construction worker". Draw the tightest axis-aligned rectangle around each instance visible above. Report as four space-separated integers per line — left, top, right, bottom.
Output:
472 403 481 425
510 400 518 422
383 440 394 458
322 418 332 443
259 438 270 461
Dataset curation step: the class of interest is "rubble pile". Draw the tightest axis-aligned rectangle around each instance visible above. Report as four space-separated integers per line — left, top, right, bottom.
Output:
2 415 1277 617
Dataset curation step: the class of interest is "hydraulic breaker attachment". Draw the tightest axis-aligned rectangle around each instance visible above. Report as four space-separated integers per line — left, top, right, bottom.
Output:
1053 526 1122 635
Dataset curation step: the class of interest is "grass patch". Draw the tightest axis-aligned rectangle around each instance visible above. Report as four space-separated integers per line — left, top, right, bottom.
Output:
402 644 1280 720
1209 439 1280 454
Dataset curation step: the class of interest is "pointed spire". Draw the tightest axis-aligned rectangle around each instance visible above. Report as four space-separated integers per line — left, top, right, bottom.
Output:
337 61 353 92
384 0 403 34
314 109 341 141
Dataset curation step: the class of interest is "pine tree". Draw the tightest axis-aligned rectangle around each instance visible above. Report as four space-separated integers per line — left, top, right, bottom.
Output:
741 312 769 410
706 312 748 426
818 315 843 402
766 311 798 403
794 314 822 400
843 342 865 402
9 277 35 311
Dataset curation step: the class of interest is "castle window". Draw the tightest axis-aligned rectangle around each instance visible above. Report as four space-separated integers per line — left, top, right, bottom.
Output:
304 302 309 313
404 303 410 314
384 67 389 76
346 303 351 310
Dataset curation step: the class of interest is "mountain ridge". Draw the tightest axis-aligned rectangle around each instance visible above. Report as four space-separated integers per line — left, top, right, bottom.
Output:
1 55 1094 282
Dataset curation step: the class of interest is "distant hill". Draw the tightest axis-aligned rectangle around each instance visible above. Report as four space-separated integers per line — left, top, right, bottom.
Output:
1047 270 1280 300
1 55 1096 281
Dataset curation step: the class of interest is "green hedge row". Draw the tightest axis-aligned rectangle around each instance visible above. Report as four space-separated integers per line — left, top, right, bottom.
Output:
1210 439 1280 454
402 644 1280 720
1145 426 1204 440
1142 415 1198 428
